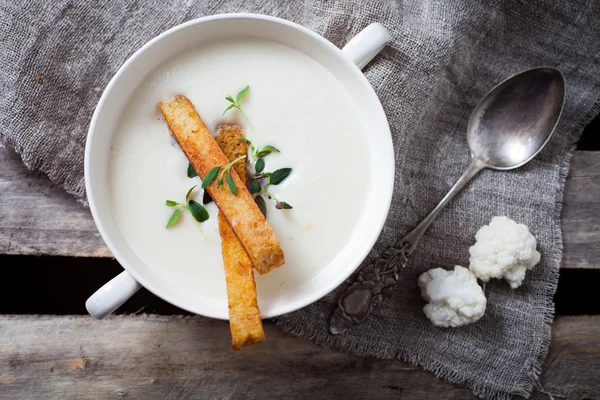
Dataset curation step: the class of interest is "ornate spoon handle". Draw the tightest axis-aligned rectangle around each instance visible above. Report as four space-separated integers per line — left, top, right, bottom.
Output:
329 159 483 335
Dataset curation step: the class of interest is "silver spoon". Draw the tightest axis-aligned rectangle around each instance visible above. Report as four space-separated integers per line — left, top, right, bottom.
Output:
330 67 565 335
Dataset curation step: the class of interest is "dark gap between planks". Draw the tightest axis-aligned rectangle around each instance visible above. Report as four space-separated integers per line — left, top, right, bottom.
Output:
577 112 600 150
0 254 598 316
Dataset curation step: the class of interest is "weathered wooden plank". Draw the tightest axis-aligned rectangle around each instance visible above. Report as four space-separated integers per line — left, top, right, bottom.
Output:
0 315 595 399
562 151 600 269
537 315 600 400
0 147 110 257
0 146 599 268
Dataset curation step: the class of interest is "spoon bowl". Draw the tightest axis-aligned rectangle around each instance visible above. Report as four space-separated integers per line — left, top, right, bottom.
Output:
467 67 565 170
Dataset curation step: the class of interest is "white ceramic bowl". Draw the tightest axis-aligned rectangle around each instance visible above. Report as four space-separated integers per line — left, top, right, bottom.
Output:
85 14 394 320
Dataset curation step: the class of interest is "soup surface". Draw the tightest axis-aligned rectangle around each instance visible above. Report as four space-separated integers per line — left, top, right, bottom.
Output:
109 38 370 305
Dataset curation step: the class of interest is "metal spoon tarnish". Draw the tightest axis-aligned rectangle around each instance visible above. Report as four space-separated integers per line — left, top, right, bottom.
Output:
330 67 565 335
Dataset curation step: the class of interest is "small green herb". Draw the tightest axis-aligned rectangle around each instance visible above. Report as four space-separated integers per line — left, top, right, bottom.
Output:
276 201 293 210
256 145 280 158
224 87 282 162
185 185 197 202
261 145 280 153
249 170 293 212
222 104 235 114
199 155 246 196
223 86 260 149
223 85 250 117
255 195 267 218
166 209 182 228
236 137 281 162
202 167 220 188
203 191 213 205
236 85 250 102
188 200 209 223
225 172 236 196
223 85 292 212
204 155 246 195
255 158 265 173
187 163 198 178
250 179 261 194
164 185 210 228
269 168 292 185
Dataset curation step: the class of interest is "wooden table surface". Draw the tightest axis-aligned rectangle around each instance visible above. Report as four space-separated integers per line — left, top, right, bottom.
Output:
1 145 599 399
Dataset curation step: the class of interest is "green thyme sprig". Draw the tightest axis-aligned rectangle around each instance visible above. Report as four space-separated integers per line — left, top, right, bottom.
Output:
249 160 293 217
201 155 246 196
223 85 293 216
224 85 293 215
223 85 254 134
237 138 280 161
223 85 283 160
187 163 198 178
164 185 209 228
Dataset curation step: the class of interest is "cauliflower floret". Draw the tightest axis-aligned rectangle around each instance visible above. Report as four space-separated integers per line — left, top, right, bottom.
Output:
418 265 486 327
468 216 541 289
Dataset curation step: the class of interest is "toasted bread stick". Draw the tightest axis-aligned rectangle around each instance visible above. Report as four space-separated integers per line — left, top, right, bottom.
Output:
216 124 265 350
158 95 285 274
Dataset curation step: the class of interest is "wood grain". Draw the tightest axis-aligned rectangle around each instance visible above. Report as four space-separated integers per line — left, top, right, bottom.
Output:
0 315 595 399
0 146 599 269
562 151 600 269
539 315 600 400
0 147 110 257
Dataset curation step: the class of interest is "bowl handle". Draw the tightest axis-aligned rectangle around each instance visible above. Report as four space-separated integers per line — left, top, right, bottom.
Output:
85 271 142 319
341 22 390 70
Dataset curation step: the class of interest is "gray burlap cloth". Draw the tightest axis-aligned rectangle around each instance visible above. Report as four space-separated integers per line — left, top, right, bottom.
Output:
2 1 599 398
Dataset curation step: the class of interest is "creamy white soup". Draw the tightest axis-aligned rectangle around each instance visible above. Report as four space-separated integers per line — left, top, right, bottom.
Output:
109 38 369 305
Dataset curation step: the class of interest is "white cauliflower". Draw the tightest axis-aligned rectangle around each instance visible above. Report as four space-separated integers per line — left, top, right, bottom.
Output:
468 216 541 289
418 265 486 327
